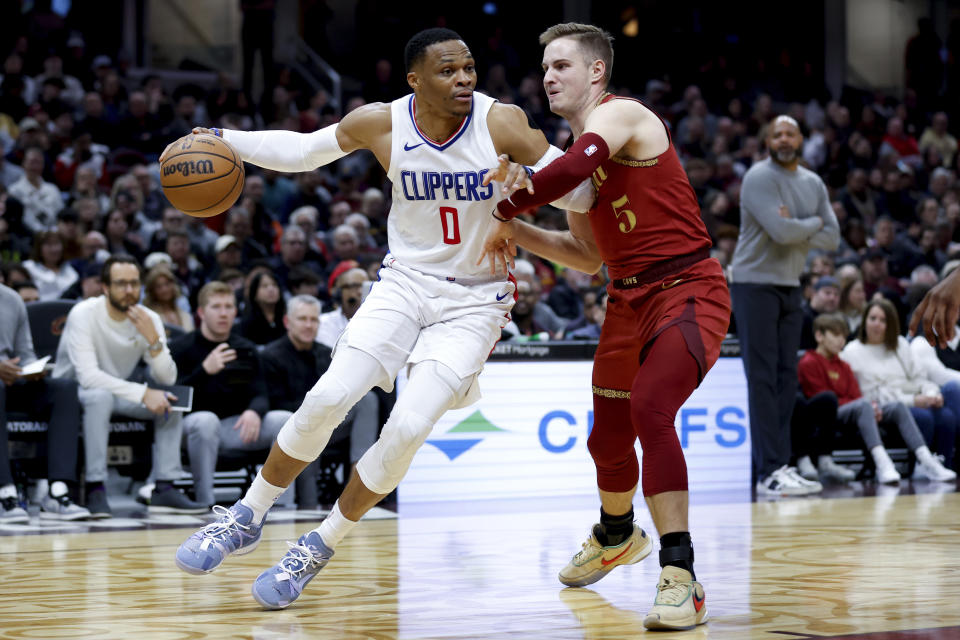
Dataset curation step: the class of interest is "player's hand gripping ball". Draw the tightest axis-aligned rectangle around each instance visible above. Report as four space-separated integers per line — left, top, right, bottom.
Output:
160 133 244 218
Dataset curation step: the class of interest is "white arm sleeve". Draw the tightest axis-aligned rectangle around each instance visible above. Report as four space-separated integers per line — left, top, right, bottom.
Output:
222 125 348 173
533 145 597 213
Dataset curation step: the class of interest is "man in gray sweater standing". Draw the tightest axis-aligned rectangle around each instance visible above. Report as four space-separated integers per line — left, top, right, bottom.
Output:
730 115 840 496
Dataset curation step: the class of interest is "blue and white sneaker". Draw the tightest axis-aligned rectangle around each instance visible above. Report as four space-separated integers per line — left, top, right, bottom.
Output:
251 531 333 609
175 501 263 575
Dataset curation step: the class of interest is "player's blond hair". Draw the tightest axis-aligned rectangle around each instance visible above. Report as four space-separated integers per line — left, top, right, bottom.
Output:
539 23 614 85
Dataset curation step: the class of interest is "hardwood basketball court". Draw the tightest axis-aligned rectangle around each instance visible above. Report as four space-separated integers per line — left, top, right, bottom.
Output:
2 482 958 639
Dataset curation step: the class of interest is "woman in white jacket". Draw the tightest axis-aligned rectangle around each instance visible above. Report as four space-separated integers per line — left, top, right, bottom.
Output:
22 230 79 301
909 331 960 387
840 298 957 481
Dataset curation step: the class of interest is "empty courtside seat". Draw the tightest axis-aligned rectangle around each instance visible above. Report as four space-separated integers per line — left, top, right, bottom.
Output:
26 299 76 360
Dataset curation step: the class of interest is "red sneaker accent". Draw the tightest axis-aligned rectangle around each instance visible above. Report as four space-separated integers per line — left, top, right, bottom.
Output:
693 589 705 612
600 542 634 566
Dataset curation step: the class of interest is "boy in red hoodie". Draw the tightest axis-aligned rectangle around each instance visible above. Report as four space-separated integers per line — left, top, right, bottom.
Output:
796 313 917 483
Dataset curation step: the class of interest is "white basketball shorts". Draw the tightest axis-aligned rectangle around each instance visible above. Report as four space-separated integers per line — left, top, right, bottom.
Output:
333 255 515 402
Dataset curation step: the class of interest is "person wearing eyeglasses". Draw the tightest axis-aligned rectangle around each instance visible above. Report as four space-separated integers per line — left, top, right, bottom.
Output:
53 254 206 518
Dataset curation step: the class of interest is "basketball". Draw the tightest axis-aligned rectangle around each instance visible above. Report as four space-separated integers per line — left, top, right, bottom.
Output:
160 133 244 218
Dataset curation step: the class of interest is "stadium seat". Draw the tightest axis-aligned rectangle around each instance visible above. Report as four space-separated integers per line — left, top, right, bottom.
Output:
26 300 77 360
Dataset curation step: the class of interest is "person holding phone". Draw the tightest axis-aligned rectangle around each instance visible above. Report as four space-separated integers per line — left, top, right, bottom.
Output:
170 281 311 508
0 283 88 522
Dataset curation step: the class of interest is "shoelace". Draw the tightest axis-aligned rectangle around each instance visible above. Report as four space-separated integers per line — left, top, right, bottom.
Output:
200 504 251 543
655 578 690 605
783 467 804 482
778 465 810 486
573 535 601 563
51 494 72 508
791 467 821 486
277 540 325 582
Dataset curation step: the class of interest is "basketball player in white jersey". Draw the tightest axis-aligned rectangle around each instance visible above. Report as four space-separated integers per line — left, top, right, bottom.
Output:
168 28 594 609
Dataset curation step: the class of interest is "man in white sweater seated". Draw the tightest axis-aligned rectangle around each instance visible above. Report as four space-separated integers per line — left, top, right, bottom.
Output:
53 255 207 517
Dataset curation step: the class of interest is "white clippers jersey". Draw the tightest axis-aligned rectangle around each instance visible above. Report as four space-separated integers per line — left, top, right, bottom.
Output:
386 91 501 282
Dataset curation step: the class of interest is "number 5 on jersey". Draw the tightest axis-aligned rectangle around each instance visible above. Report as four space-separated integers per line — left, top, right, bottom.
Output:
439 206 461 244
610 195 637 233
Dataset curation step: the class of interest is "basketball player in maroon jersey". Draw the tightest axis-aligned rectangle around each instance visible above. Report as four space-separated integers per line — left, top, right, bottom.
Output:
479 23 729 630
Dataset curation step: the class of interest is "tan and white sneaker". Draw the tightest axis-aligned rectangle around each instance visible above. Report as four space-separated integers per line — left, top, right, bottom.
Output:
558 524 652 587
643 566 708 630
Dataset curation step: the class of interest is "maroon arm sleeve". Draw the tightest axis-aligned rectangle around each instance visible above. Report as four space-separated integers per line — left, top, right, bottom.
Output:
495 132 609 220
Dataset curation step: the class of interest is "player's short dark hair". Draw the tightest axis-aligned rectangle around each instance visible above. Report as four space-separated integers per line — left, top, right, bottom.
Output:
101 254 141 285
813 313 848 338
539 23 614 85
405 28 464 72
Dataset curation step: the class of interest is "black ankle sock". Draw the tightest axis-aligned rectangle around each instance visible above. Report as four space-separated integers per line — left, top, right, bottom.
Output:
659 531 695 579
86 482 105 494
598 507 634 546
155 480 174 493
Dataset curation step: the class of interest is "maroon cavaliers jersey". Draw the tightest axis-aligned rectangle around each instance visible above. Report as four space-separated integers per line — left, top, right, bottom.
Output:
587 95 712 279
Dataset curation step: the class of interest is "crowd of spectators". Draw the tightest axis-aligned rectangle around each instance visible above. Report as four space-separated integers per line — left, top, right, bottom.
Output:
1 21 958 343
3 13 960 514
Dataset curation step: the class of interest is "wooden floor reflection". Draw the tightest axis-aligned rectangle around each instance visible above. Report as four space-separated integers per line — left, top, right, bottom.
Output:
2 485 959 639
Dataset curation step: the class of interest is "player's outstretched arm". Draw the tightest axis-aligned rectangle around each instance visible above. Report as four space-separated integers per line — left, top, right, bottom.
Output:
478 209 602 276
483 152 596 213
159 104 391 174
486 104 595 212
517 210 603 274
488 103 551 167
494 100 644 220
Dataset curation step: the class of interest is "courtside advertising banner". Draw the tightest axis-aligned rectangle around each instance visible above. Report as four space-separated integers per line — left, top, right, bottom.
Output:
399 357 751 502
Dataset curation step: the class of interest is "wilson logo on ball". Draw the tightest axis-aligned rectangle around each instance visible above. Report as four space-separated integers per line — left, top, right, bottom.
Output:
161 132 244 217
163 159 216 178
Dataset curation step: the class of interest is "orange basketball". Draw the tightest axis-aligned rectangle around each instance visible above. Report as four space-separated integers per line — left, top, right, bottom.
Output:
160 133 244 218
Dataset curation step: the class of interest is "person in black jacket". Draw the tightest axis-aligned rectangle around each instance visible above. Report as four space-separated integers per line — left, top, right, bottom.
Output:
237 270 286 345
260 295 331 414
261 295 378 505
170 281 311 507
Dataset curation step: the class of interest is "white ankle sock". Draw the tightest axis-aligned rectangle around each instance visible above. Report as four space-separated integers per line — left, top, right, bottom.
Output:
914 445 935 466
0 484 16 499
313 501 357 550
241 472 287 523
871 445 893 466
49 481 68 498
